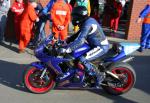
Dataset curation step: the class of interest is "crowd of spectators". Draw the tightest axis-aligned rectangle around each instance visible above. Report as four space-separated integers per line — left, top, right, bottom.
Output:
0 0 132 53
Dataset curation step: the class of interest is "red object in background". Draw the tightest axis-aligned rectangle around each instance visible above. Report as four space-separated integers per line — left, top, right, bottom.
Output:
11 1 24 41
110 0 123 32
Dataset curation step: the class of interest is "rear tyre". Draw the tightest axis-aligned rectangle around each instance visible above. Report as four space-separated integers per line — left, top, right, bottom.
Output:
24 66 55 94
102 62 136 95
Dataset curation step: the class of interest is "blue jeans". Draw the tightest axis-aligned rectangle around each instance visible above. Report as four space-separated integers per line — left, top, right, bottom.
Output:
33 20 46 45
141 23 150 49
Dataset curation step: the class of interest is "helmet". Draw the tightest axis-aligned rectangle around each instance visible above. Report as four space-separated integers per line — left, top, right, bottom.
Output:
71 6 88 26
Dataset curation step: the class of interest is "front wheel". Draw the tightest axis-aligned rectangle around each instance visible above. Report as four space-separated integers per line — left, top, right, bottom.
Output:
102 62 136 95
24 66 55 94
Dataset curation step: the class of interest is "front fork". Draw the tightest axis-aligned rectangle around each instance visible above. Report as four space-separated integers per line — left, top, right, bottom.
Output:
40 68 47 79
31 62 50 80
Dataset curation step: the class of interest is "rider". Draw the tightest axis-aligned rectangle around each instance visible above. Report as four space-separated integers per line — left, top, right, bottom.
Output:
59 6 110 86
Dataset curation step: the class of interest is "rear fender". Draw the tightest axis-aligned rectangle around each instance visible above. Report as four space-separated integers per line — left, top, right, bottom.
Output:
120 42 140 55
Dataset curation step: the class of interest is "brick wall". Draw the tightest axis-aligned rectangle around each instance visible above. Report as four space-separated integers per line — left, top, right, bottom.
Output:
126 0 150 41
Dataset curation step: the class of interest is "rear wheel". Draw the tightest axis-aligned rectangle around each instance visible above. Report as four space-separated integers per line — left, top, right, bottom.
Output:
24 66 55 94
102 62 136 95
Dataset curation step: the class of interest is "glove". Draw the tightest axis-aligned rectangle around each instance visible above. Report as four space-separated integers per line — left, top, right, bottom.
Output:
58 48 72 54
57 25 65 31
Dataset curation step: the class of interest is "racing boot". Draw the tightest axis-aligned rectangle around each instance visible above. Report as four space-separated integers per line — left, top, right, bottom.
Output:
80 57 105 87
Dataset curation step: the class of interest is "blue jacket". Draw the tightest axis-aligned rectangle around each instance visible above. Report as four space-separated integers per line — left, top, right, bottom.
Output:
42 0 55 15
67 17 109 51
139 5 150 24
139 5 150 18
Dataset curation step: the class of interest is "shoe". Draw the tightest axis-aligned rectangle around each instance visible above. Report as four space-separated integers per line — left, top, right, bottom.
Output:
138 47 144 52
18 49 25 53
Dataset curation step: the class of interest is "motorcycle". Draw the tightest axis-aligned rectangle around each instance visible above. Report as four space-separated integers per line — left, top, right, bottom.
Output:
24 34 139 95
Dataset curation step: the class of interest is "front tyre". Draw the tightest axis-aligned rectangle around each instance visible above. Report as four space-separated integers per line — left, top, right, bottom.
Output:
102 62 136 95
24 66 55 94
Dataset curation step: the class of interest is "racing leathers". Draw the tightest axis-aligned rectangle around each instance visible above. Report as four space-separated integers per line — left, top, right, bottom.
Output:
66 17 109 85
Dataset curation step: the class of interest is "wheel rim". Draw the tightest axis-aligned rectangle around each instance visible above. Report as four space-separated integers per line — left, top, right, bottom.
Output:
111 67 134 92
25 67 55 93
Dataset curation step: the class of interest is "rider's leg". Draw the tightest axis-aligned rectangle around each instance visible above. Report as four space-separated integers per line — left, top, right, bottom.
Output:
79 46 109 85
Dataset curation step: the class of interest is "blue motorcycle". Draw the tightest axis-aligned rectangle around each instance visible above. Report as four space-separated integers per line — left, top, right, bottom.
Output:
24 34 139 95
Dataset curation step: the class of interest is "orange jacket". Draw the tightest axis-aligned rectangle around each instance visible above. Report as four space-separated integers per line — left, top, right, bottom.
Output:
20 3 38 40
139 5 150 24
143 13 150 24
51 0 71 29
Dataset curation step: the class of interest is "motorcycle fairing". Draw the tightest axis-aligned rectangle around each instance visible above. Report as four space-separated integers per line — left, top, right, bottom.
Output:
120 42 140 55
104 42 140 62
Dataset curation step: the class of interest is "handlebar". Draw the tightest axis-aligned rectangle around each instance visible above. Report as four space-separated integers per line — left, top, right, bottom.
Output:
41 34 67 56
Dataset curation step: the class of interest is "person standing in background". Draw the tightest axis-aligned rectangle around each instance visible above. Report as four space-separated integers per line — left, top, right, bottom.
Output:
11 0 24 41
0 0 10 43
51 0 71 41
19 0 39 53
32 2 47 46
110 0 122 33
137 4 150 52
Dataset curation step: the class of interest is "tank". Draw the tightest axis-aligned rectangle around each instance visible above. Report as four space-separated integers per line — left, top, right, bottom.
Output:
71 43 91 58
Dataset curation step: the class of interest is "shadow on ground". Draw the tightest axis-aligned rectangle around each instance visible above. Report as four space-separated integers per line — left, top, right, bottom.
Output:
0 60 28 92
0 42 18 53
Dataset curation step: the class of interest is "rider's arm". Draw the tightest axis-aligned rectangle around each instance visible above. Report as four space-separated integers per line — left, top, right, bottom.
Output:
66 30 80 44
67 25 92 51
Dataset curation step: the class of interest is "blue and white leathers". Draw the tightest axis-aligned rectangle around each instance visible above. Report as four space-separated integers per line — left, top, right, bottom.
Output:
67 17 109 61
